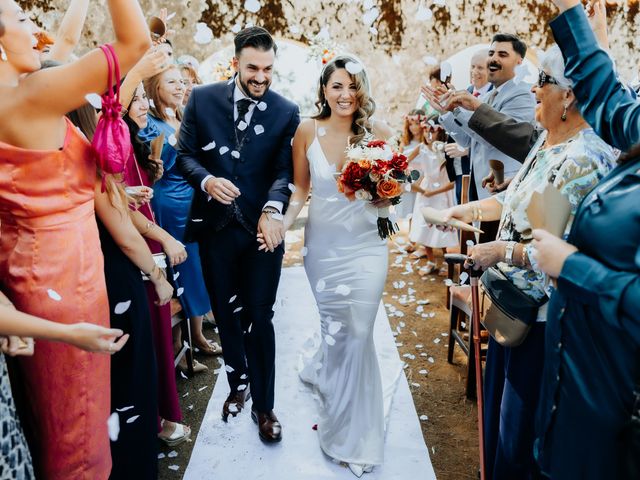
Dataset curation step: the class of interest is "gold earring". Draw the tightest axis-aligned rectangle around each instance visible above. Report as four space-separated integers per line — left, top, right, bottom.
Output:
561 104 568 121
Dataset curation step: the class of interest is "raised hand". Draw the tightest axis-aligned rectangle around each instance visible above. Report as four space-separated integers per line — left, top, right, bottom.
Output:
439 89 483 112
550 0 581 12
420 84 448 114
205 177 241 205
444 142 469 158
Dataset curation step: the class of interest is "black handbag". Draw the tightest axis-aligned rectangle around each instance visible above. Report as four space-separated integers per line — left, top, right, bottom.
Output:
479 266 547 347
620 358 640 478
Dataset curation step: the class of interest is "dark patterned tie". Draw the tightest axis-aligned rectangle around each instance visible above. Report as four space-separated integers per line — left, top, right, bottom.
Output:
236 98 253 132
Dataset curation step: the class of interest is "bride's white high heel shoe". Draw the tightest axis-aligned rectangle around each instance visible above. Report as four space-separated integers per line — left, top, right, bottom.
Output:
348 463 373 477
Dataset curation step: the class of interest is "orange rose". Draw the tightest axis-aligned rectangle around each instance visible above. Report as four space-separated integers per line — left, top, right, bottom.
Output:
358 160 372 170
376 179 402 199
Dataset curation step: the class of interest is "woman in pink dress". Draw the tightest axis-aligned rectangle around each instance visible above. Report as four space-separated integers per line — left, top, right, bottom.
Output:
0 1 149 477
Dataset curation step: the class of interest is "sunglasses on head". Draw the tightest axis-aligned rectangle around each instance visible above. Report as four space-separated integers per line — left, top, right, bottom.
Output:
538 70 559 88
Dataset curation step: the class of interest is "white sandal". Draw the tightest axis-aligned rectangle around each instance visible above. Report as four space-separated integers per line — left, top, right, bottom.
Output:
158 420 191 447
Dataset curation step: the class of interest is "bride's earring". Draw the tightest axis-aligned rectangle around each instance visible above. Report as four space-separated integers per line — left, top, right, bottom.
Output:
561 103 568 121
0 46 7 62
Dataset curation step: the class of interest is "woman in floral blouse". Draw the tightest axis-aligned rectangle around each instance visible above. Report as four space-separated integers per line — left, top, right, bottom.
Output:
435 45 617 479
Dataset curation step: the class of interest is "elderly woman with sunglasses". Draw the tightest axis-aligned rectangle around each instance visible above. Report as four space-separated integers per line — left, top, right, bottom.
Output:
431 44 617 479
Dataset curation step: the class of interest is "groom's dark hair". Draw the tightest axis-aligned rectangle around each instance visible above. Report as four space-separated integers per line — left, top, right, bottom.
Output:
234 26 278 57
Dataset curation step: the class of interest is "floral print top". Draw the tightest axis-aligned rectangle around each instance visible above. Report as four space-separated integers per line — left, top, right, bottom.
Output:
493 128 616 305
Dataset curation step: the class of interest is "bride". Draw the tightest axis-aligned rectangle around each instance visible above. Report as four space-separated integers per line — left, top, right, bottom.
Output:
277 55 398 477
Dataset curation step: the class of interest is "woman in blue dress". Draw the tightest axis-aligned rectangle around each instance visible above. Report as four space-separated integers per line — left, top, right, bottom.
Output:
144 66 218 365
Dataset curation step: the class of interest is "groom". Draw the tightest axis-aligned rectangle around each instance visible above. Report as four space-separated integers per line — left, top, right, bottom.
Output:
177 26 300 442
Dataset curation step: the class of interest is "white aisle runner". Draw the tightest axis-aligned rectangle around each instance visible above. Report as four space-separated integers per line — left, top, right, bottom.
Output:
184 267 436 480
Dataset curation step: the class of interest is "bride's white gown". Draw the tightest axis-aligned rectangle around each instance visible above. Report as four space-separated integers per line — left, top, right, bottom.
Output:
299 125 401 468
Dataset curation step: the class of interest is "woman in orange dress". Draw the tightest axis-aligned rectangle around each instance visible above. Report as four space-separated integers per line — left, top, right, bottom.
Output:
0 1 149 478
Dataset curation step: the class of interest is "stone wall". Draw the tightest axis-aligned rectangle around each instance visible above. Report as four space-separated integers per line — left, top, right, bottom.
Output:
21 0 640 122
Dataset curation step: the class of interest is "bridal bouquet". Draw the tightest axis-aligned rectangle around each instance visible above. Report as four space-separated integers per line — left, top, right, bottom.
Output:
337 139 420 240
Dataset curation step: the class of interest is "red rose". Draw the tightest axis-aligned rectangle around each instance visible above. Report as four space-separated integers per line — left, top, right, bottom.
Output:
371 159 391 176
366 140 387 148
338 162 367 200
389 153 408 172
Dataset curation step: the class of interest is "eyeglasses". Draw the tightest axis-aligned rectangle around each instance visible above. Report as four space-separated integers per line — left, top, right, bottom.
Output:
537 70 559 88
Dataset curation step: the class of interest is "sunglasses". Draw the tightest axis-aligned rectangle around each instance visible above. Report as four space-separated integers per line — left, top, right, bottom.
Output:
538 70 559 88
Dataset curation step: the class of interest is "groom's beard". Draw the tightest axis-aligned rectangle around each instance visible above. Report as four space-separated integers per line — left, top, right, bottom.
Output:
237 72 271 100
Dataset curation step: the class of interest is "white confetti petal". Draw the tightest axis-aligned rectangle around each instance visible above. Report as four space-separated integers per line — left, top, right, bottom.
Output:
225 364 235 373
288 183 296 193
412 382 421 388
444 279 454 287
257 101 267 111
158 453 166 459
420 414 429 421
116 405 134 412
85 93 102 109
328 321 342 335
168 450 178 458
324 334 336 346
237 120 248 131
165 107 175 118
244 0 261 13
433 338 441 344
114 301 131 315
168 134 177 146
176 287 184 297
126 415 140 424
193 23 213 45
254 124 265 135
362 7 379 26
219 146 230 155
202 141 216 151
301 247 308 257
233 306 243 313
459 272 469 284
315 279 326 292
317 127 327 137
229 295 237 303
231 150 240 159
107 412 120 441
198 385 208 392
314 362 323 370
335 284 351 296
228 404 238 413
231 23 241 34
237 384 247 391
271 213 284 221
466 239 475 247
47 289 62 301
369 27 378 35
422 55 439 66
192 218 203 223
173 272 180 280
416 5 433 21
240 373 248 380
428 357 435 363
168 465 180 471
419 369 428 375
345 61 364 75
149 99 156 108
440 61 453 81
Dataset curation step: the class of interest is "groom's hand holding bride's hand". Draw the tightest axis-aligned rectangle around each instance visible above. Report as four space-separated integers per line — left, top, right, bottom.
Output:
257 209 285 253
420 84 449 114
205 177 241 205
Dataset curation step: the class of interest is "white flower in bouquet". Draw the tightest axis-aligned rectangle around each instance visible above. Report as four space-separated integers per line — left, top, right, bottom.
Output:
355 189 373 201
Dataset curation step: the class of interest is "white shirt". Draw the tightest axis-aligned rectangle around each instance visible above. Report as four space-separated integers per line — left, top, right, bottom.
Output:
201 78 283 213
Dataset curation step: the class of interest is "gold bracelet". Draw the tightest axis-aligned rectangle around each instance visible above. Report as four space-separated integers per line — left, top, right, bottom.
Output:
142 222 155 235
521 243 528 267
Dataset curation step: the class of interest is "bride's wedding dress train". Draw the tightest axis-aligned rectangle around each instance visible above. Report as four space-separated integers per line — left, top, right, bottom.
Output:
299 124 402 475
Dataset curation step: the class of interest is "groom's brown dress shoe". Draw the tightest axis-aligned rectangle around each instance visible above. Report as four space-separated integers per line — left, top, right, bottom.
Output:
222 387 250 422
251 409 283 443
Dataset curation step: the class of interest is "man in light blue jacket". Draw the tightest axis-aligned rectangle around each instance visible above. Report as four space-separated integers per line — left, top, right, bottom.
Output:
433 33 536 202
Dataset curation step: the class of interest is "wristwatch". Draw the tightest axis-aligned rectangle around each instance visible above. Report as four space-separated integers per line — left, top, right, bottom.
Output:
504 241 516 265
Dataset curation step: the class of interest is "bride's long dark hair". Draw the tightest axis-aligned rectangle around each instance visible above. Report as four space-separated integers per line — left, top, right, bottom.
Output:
312 55 376 146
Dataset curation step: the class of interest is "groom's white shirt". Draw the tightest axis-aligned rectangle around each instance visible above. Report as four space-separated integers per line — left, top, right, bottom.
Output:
199 79 284 213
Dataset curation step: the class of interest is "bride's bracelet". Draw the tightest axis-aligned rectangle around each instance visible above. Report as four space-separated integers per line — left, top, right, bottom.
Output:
148 264 166 282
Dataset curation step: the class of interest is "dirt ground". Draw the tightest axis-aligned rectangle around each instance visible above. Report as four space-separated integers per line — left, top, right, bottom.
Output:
158 222 479 479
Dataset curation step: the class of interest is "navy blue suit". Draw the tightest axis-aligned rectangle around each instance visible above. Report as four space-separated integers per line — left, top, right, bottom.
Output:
177 79 300 412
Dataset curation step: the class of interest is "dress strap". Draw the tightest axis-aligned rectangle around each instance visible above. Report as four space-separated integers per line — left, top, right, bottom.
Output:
313 120 319 141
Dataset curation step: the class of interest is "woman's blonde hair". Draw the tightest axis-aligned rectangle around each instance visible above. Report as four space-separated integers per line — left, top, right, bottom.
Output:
312 55 375 146
144 65 183 122
402 108 425 146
